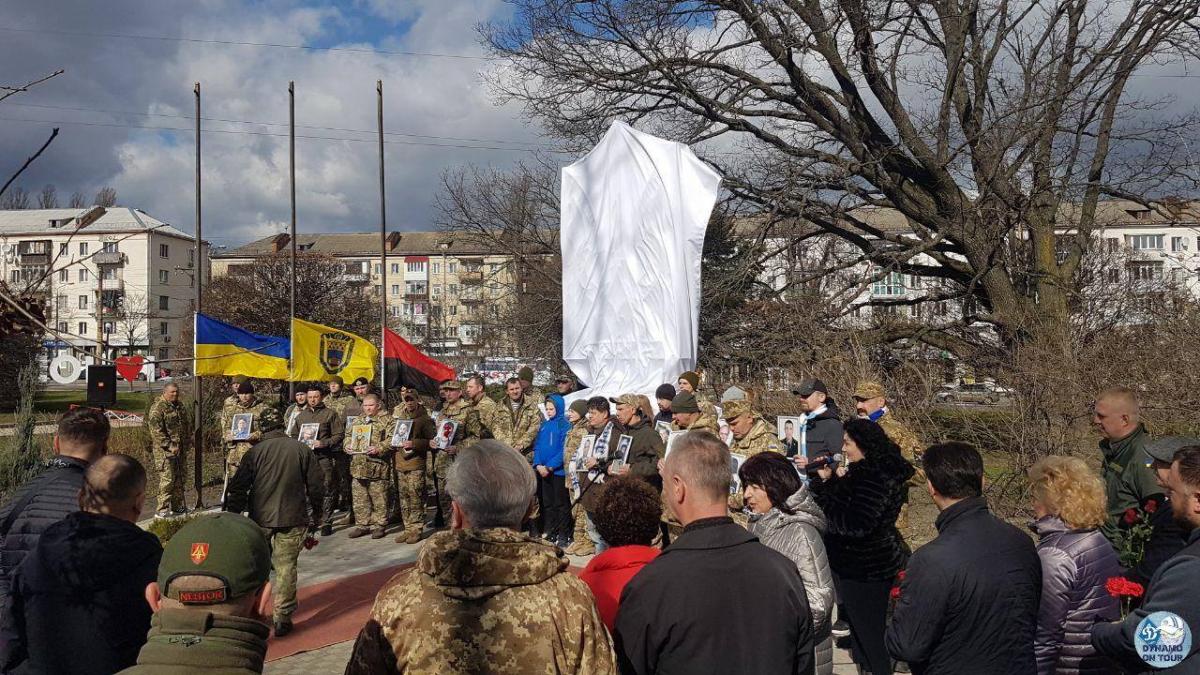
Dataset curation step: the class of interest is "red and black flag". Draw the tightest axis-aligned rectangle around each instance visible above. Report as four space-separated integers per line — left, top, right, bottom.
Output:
383 328 455 395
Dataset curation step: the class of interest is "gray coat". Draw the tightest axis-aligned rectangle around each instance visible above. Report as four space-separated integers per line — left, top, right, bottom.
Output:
749 487 835 675
1032 516 1120 675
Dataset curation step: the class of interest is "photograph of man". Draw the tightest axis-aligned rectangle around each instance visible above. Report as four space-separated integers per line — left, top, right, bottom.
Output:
777 417 802 458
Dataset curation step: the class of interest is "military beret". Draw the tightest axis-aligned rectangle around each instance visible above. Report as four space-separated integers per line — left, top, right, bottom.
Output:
678 371 700 389
518 366 534 382
159 513 271 605
236 382 254 394
555 374 574 384
352 377 370 386
672 391 700 414
854 381 886 400
723 398 753 419
257 406 283 432
568 399 589 418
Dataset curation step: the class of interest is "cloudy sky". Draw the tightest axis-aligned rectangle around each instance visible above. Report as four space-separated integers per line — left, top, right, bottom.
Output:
0 0 555 249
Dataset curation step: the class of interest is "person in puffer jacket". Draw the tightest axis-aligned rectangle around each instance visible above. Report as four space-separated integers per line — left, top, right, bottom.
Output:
1028 456 1121 675
741 451 836 675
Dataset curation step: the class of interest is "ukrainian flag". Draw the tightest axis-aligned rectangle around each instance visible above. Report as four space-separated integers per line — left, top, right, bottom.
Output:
194 314 290 379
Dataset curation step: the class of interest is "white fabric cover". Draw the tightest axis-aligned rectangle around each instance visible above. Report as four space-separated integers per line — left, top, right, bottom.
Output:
559 121 721 401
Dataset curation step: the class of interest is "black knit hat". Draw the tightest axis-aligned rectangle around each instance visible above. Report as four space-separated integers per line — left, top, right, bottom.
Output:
655 383 676 401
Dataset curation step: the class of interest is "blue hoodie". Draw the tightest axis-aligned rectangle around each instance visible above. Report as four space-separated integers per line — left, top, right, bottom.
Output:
532 393 570 476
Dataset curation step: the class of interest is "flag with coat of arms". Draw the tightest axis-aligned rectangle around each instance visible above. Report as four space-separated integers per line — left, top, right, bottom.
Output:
290 317 377 383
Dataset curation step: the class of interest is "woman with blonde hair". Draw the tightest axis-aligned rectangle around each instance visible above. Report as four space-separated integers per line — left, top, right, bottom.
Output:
1028 455 1120 675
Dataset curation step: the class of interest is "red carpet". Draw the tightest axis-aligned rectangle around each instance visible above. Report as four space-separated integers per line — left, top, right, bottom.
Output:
265 563 413 662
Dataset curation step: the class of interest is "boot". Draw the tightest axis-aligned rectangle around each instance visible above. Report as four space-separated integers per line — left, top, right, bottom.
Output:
371 527 387 539
347 527 371 539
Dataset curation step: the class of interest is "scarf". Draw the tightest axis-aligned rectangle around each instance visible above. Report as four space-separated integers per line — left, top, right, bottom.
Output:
867 406 887 423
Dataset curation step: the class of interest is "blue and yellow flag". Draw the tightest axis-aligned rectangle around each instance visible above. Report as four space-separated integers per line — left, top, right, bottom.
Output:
194 314 290 379
290 318 377 383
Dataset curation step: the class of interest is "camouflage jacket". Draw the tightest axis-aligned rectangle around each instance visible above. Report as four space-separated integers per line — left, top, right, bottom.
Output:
345 528 615 675
470 394 502 440
348 412 395 481
877 410 925 487
491 397 543 455
325 391 356 418
438 398 475 447
730 418 783 457
146 398 192 453
677 413 722 438
219 397 272 449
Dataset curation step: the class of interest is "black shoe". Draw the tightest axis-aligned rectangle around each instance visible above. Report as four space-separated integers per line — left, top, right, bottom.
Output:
831 619 851 638
274 620 293 637
320 524 333 537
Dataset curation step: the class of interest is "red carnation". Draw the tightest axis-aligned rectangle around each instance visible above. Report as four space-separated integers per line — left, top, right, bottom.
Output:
1144 499 1158 514
1122 508 1139 525
897 570 907 581
1106 576 1145 599
890 586 902 600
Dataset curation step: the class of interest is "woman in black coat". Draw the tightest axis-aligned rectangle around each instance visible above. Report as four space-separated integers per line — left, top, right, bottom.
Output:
810 418 915 675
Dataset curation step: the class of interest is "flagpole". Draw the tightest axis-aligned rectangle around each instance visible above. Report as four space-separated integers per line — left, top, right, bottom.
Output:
192 81 204 510
288 80 297 398
377 80 387 399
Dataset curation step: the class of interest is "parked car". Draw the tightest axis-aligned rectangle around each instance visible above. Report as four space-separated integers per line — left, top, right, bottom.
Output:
935 381 1013 405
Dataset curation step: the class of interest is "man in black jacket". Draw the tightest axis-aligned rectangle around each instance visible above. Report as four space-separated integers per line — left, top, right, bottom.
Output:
614 430 814 675
790 378 844 476
885 442 1041 674
2 454 161 674
1092 444 1200 672
1125 435 1194 585
225 406 324 637
0 407 109 658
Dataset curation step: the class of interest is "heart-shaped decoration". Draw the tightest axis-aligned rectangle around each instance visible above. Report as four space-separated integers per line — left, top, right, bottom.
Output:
115 355 145 382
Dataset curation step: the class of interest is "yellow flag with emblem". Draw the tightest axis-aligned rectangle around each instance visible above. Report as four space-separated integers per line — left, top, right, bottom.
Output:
290 318 378 382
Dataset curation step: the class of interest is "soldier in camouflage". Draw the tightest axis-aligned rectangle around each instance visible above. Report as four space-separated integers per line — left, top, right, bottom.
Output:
344 441 615 675
145 382 192 517
517 366 544 404
347 394 395 539
283 388 308 436
219 382 272 477
853 380 925 536
465 374 499 440
562 399 593 555
670 391 722 437
390 391 435 544
433 380 475 524
491 377 543 459
723 398 782 525
677 370 718 419
221 375 247 417
323 375 356 418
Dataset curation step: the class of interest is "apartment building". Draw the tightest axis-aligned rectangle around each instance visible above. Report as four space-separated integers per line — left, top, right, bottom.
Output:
210 232 516 358
0 207 210 366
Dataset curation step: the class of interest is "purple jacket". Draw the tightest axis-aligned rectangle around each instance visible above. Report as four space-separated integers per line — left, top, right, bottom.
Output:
1032 516 1121 675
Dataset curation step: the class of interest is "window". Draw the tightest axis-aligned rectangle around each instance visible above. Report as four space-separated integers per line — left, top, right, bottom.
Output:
1106 238 1119 253
159 321 169 336
1129 261 1164 281
79 242 88 255
102 242 117 253
56 294 66 310
406 282 426 296
58 243 67 255
467 304 478 316
157 347 169 360
8 270 17 283
78 295 88 309
389 306 400 317
159 243 170 258
374 264 381 274
1105 268 1120 283
432 285 441 298
432 262 441 275
448 284 458 297
159 295 169 311
407 261 426 273
448 325 459 337
413 302 425 315
101 267 117 281
78 322 88 335
1171 236 1187 252
78 268 89 282
1128 234 1164 251
391 284 400 295
391 263 400 274
158 270 169 284
448 262 458 274
872 271 905 297
58 268 68 282
103 321 114 334
449 305 458 316
57 322 68 333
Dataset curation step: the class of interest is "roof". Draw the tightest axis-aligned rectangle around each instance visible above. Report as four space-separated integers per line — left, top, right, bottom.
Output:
0 207 198 241
214 231 515 259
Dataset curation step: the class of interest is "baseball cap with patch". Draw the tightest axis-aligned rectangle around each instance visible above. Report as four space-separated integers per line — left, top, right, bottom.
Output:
671 391 701 414
609 393 641 407
792 378 828 397
1145 436 1200 464
159 512 271 605
854 381 886 400
723 398 753 419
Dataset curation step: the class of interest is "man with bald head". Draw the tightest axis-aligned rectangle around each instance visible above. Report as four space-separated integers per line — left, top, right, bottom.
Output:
2 455 162 674
614 431 814 674
1093 386 1162 544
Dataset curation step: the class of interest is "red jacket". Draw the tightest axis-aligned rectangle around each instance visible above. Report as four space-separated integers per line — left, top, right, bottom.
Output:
578 545 660 631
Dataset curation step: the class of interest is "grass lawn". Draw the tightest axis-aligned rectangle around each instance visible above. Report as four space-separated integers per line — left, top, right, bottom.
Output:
0 387 161 425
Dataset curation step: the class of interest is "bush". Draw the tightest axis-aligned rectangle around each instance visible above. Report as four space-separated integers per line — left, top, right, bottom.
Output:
0 364 46 497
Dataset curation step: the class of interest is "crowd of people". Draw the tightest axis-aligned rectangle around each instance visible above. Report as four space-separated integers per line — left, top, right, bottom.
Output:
0 374 1198 674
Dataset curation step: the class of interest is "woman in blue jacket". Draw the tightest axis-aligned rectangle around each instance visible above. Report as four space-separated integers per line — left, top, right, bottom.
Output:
533 393 572 546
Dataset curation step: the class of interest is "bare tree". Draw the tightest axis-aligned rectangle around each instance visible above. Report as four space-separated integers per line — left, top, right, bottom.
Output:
68 191 87 208
0 186 31 210
37 184 58 209
94 186 118 208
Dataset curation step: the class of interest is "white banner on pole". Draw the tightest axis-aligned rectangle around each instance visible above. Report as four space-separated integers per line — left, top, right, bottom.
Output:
560 121 721 401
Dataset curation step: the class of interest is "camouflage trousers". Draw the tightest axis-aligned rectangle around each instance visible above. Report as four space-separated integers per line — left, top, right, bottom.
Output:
397 469 426 537
153 447 185 512
352 478 390 529
432 450 455 522
224 442 253 476
263 525 306 622
571 501 589 544
316 452 351 526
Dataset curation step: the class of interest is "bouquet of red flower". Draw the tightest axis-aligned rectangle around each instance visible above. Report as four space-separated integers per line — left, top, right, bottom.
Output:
303 535 320 551
890 570 906 601
1105 576 1144 618
1112 497 1159 569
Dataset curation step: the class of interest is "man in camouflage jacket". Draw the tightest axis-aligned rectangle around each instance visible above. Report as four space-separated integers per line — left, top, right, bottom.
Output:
146 382 192 516
854 380 925 534
346 394 395 539
432 380 475 522
219 382 272 476
724 398 783 525
491 377 542 459
465 375 499 440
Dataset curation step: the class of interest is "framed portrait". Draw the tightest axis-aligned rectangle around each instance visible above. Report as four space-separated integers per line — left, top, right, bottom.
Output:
434 419 459 450
655 421 673 444
345 415 358 430
298 423 320 448
615 434 633 463
776 416 804 457
718 418 734 447
391 419 413 446
576 434 597 462
347 423 373 455
729 453 749 495
230 413 253 441
664 430 686 457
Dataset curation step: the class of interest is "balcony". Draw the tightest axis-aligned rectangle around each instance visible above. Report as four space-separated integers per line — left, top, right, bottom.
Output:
460 293 484 304
94 251 126 266
341 272 370 284
459 270 484 284
17 240 51 265
404 290 428 300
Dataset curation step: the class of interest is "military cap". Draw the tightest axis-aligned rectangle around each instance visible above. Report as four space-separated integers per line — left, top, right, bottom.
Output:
792 378 828 397
328 375 344 386
609 393 641 408
351 376 370 387
854 381 887 400
257 405 283 432
236 382 254 394
232 375 249 385
1145 436 1200 464
721 385 748 402
678 371 700 389
158 513 271 605
555 374 574 384
672 391 700 414
518 366 534 382
568 399 589 418
439 380 463 391
723 398 753 419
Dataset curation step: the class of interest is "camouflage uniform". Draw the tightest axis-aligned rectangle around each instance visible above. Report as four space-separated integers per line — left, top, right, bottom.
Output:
878 411 925 534
345 528 616 674
470 394 502 441
726 411 782 525
491 397 543 458
563 419 592 554
325 390 356 418
432 398 474 519
145 395 192 513
348 411 395 531
391 403 435 543
676 413 722 437
220 396 272 475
